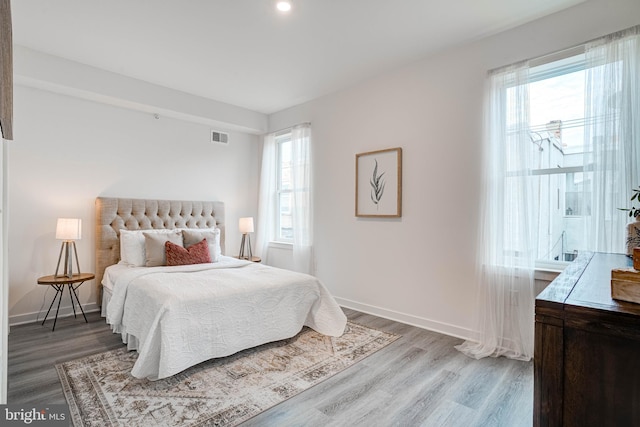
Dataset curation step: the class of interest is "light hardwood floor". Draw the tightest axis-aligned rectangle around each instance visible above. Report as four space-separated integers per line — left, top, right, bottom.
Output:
8 308 533 426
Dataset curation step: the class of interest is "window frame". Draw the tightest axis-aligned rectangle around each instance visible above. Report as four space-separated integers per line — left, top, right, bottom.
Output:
275 130 293 244
504 49 596 268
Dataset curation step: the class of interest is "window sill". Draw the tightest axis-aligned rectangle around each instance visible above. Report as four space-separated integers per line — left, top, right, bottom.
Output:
534 261 568 281
534 269 562 282
535 260 569 272
268 241 293 251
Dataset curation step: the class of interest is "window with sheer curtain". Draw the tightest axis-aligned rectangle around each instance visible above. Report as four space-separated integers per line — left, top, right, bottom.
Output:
456 25 640 360
276 131 294 243
256 124 314 274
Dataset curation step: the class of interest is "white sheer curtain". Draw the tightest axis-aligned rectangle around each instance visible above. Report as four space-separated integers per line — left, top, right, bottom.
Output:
583 25 640 253
290 124 314 274
456 61 537 360
255 132 277 264
255 124 314 274
457 26 640 361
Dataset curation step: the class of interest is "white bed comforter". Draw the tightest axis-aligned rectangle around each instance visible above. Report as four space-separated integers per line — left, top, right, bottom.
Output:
105 257 347 380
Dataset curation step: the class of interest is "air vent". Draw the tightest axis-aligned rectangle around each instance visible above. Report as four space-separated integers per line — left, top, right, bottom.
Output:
211 130 229 145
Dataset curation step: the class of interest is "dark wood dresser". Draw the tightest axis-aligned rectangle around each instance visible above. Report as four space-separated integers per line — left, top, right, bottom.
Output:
534 252 640 427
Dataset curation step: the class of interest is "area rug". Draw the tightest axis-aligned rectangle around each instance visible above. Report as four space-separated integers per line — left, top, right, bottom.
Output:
56 322 399 426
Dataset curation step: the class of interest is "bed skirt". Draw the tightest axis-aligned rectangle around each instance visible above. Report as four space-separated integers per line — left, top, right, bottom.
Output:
101 286 141 351
101 286 112 317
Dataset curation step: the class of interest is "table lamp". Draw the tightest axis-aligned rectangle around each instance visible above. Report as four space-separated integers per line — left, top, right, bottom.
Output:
238 217 254 260
54 218 82 278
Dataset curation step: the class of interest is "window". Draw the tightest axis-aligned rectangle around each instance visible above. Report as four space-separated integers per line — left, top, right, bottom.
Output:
259 123 313 272
276 130 293 242
506 49 628 264
503 53 590 264
462 24 640 364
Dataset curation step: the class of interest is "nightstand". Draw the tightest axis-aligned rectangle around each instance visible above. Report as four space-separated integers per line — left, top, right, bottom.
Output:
37 273 93 331
235 256 261 262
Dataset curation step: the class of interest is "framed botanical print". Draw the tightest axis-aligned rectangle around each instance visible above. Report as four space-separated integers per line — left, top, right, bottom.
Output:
355 147 402 218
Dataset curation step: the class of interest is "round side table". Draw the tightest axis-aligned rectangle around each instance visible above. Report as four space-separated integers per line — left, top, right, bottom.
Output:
235 256 262 262
37 273 94 331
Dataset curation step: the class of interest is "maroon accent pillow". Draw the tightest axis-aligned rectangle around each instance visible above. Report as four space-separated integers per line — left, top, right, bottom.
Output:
165 239 211 266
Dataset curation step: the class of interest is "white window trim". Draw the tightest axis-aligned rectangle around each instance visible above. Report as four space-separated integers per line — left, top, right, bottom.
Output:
508 51 596 270
268 241 293 251
274 130 293 244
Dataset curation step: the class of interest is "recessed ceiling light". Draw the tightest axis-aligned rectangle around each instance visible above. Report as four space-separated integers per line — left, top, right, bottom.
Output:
276 1 292 12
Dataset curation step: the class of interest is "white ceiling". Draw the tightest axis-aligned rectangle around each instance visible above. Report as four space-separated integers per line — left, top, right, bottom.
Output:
12 0 585 115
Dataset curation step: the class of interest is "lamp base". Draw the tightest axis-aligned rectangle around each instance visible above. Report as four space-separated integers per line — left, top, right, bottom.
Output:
238 234 253 260
54 241 81 278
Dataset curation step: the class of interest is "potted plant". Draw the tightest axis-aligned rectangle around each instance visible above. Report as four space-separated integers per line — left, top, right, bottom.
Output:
620 186 640 256
619 186 640 219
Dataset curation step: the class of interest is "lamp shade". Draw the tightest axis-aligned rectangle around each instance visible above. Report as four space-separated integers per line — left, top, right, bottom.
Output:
56 218 82 240
239 217 254 234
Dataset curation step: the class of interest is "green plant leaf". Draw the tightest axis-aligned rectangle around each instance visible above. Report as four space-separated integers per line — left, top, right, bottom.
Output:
369 158 386 208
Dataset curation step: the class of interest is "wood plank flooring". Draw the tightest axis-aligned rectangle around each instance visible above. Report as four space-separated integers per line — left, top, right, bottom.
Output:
8 308 533 426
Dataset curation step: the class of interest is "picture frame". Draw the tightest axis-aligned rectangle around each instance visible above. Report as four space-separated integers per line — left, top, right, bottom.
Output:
355 147 402 218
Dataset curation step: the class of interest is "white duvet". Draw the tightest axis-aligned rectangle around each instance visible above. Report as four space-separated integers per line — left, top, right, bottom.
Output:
105 256 347 380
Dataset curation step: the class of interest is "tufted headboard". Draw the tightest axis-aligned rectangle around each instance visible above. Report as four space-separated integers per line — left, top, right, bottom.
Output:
95 197 225 287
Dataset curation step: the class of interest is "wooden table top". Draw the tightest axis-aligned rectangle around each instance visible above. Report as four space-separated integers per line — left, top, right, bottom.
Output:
234 256 262 262
537 252 640 316
37 273 95 285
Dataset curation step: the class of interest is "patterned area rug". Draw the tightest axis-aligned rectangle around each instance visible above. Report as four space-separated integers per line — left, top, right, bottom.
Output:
56 322 399 426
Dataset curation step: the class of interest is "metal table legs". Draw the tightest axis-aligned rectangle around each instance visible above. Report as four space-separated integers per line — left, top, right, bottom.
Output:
41 281 88 331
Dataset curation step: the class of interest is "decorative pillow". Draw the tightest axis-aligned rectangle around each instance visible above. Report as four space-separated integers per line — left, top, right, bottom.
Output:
165 239 211 266
120 228 181 267
143 230 183 267
182 228 221 262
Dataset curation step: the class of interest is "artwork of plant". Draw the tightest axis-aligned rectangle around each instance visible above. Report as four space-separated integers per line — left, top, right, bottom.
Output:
370 159 386 208
356 147 401 218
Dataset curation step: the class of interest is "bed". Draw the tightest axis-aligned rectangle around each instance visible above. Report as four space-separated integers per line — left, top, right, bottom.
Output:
96 197 347 380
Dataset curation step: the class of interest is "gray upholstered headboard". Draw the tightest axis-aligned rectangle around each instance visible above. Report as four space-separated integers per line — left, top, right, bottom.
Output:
95 197 225 287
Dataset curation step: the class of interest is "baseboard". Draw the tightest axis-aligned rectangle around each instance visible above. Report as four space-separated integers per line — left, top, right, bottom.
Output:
335 297 473 341
9 302 100 327
10 298 473 340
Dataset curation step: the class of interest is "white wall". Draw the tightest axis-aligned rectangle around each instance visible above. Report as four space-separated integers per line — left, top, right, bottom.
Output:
8 85 260 324
268 0 640 338
14 46 268 135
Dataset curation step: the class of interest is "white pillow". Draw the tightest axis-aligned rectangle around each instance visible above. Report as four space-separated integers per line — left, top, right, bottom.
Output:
182 228 222 262
143 230 183 267
120 228 181 267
